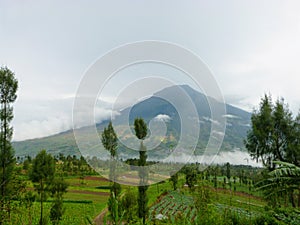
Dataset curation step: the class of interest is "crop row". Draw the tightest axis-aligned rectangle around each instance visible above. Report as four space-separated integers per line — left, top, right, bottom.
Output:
149 191 196 222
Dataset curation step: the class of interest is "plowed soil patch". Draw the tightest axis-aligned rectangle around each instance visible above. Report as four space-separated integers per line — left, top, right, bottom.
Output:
69 190 109 196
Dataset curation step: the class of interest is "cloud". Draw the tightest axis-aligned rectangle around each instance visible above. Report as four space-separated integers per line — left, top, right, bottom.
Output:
202 116 220 125
161 150 262 167
13 116 72 141
154 114 171 122
222 114 240 119
12 97 119 141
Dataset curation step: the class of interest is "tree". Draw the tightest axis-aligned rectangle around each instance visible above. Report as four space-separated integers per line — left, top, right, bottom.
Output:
134 118 148 225
30 150 55 225
134 118 147 140
102 121 118 159
226 162 231 181
49 176 68 225
101 121 118 181
0 67 18 224
287 112 300 166
121 188 137 224
245 95 295 169
101 121 121 224
170 171 179 190
186 167 197 190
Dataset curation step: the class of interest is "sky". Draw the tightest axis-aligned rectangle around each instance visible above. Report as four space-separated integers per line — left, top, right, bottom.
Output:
1 0 300 141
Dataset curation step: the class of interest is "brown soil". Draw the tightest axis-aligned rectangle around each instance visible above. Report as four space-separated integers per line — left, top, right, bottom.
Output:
213 187 263 200
94 208 108 225
69 190 109 196
83 176 110 182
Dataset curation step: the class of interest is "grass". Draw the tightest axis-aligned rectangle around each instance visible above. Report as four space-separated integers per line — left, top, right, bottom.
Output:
10 175 111 225
10 201 104 225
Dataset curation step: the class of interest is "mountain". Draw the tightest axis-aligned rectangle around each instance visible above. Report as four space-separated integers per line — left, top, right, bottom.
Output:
12 85 251 159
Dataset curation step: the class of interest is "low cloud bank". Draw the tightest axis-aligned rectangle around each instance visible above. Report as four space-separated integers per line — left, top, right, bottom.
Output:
160 150 261 167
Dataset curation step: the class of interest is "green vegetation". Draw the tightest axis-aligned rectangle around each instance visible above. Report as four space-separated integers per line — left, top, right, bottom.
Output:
0 66 18 224
245 94 299 169
2 153 300 225
30 150 56 225
101 121 122 224
134 118 149 224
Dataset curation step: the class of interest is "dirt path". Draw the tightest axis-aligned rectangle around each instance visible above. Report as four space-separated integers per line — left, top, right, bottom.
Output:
94 208 108 225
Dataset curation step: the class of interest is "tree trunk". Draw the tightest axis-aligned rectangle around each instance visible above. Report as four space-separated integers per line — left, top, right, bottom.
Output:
290 190 295 207
298 188 300 208
40 180 43 225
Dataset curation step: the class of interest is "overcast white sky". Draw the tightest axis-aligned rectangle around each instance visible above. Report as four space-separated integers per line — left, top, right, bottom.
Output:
1 0 300 141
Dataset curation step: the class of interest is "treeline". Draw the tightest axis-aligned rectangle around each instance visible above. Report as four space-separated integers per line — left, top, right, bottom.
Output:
21 153 95 176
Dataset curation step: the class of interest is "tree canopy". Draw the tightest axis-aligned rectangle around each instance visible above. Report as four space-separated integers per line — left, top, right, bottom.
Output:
245 94 299 169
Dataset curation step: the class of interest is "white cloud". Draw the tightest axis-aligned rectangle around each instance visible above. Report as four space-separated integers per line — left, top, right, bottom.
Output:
13 116 72 141
162 150 261 167
154 114 171 122
222 114 240 119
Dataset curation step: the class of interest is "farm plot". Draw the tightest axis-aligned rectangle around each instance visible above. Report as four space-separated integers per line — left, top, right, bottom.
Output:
149 190 197 222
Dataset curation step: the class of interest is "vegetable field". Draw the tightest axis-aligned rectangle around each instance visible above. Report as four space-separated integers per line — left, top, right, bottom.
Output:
149 191 197 222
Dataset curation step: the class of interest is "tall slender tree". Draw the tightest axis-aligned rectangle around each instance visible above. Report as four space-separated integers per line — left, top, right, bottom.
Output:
101 121 121 224
226 162 231 181
30 150 55 225
101 121 118 181
134 118 148 224
0 67 18 224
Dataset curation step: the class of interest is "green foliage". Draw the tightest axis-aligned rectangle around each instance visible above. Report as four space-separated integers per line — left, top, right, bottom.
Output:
185 168 197 190
193 182 212 211
120 188 138 224
49 176 68 225
30 150 55 225
110 182 121 199
0 66 18 223
134 118 147 140
50 199 65 225
134 118 149 224
256 161 300 207
170 172 178 190
102 121 123 224
226 162 231 180
245 95 299 169
138 185 148 224
138 143 148 185
107 192 124 225
101 121 118 158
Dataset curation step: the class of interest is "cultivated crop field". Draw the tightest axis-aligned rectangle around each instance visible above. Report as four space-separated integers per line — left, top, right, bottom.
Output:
149 190 197 222
9 175 110 225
